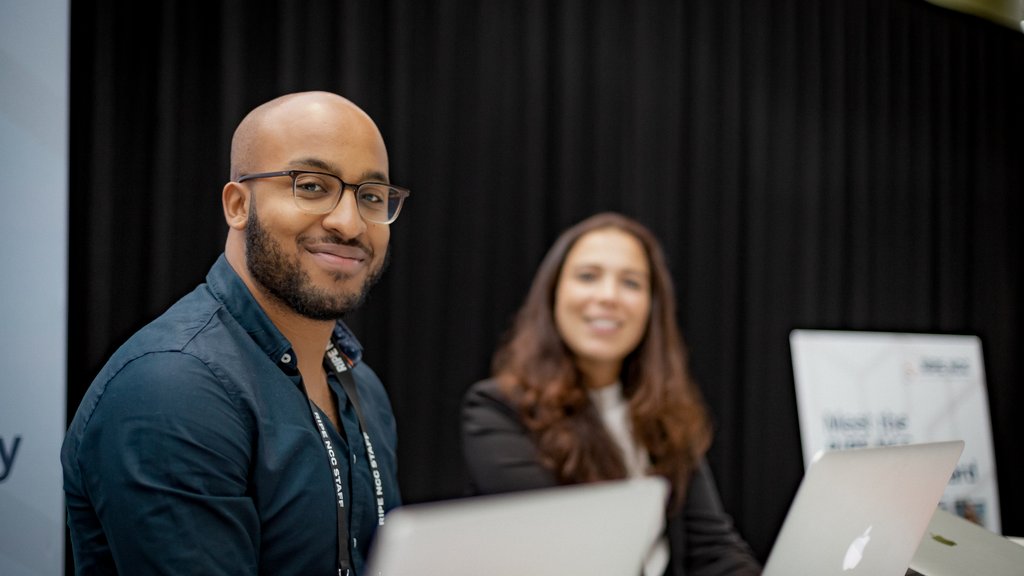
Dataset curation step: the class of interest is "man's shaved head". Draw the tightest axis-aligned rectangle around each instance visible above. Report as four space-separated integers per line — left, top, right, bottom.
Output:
229 91 384 181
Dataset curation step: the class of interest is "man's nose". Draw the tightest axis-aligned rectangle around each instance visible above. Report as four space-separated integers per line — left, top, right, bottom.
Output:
321 186 367 238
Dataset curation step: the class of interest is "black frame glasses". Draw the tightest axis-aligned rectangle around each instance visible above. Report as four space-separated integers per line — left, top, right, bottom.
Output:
237 169 410 224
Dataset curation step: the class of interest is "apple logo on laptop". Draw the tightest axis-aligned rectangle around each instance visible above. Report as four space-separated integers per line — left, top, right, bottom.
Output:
843 526 873 570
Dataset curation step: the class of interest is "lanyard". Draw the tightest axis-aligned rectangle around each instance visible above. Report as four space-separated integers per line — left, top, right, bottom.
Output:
302 339 386 576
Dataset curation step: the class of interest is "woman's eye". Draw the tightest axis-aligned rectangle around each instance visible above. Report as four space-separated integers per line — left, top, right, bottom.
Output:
620 275 650 291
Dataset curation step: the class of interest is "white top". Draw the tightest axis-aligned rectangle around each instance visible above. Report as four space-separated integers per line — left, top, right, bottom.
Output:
589 382 669 576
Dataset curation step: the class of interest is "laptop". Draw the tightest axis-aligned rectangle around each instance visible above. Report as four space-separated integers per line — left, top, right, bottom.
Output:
762 441 964 576
907 507 1024 575
364 476 669 576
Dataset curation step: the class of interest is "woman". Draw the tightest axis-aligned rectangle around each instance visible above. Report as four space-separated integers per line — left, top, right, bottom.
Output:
461 212 761 576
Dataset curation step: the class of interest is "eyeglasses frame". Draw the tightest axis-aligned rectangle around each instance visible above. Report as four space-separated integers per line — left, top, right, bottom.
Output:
236 169 410 224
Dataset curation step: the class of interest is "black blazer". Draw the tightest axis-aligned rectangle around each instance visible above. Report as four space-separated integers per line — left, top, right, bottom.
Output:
461 379 762 576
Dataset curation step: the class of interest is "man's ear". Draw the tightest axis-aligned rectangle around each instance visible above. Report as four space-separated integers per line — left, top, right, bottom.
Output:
223 181 250 230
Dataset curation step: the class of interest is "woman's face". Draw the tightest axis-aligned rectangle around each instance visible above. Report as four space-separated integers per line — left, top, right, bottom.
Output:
554 227 652 387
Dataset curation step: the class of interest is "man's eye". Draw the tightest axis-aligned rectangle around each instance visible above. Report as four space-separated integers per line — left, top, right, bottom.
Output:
358 191 385 205
294 176 333 198
297 182 326 194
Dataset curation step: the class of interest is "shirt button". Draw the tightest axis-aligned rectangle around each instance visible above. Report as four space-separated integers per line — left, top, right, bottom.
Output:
281 353 292 364
352 454 358 463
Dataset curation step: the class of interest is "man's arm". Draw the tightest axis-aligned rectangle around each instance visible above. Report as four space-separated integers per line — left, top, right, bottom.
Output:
67 351 259 574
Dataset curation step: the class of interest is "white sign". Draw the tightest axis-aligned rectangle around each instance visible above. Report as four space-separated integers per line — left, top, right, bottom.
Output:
790 329 1001 533
0 0 70 574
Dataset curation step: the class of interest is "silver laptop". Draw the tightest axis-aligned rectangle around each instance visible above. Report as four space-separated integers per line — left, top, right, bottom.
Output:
763 441 964 576
364 477 669 576
908 507 1024 576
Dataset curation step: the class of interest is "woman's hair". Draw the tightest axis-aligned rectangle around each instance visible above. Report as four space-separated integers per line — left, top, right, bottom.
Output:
494 212 712 509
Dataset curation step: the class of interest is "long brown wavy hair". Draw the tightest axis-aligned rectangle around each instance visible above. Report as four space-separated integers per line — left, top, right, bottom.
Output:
494 212 712 509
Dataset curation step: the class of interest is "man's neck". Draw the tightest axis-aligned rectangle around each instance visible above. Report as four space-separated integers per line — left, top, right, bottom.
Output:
226 249 337 365
223 244 345 430
260 298 342 429
271 309 336 367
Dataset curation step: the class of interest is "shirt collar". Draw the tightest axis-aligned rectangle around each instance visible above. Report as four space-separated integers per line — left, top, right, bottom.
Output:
587 381 624 412
205 254 364 366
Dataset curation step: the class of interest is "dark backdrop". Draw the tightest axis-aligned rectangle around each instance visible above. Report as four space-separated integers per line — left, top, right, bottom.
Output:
68 0 1024 566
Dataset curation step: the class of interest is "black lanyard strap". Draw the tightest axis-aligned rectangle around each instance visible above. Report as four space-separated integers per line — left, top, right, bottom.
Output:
306 398 351 576
324 341 386 525
303 339 387 576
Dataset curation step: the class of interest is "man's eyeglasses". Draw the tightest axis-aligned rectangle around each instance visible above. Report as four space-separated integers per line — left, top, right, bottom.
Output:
236 170 410 224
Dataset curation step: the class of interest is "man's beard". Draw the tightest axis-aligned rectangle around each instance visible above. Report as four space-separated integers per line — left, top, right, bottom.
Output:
245 199 388 321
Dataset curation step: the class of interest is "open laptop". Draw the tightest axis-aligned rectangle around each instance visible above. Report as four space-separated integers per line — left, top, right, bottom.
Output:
365 476 669 576
762 441 964 576
907 507 1024 575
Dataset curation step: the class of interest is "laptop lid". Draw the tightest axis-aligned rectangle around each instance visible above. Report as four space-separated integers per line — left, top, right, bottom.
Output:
763 441 964 576
364 476 669 576
908 507 1024 576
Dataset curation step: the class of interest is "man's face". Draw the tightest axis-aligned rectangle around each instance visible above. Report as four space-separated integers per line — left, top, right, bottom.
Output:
245 193 389 320
240 99 393 320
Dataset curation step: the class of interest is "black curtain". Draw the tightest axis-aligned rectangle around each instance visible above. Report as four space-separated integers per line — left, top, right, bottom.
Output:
68 0 1024 564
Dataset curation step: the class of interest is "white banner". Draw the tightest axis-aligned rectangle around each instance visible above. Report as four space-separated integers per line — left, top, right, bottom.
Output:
0 0 69 574
790 329 1001 533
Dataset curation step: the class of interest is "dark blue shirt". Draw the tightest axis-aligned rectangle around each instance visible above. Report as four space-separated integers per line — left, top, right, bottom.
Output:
61 254 401 575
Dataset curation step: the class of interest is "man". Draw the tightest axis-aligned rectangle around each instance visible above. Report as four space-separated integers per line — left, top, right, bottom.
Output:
62 91 409 575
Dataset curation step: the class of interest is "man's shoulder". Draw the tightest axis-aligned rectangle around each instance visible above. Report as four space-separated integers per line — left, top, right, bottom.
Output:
115 254 257 360
66 284 262 447
91 282 262 397
117 285 228 360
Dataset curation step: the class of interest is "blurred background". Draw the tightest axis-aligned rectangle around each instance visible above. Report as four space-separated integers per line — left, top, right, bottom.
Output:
57 0 1023 569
